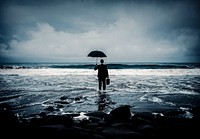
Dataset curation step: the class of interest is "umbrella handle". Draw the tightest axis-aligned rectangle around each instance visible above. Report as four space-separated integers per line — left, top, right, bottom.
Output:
96 57 98 65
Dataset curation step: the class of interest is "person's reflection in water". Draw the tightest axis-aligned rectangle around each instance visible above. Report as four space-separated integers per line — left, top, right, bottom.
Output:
97 92 112 112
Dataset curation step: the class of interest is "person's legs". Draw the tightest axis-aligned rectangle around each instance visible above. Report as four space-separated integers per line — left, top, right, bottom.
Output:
102 79 106 90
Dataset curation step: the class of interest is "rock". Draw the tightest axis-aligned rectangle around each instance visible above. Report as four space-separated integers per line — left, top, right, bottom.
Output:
0 103 12 110
191 105 200 120
44 114 74 127
85 110 112 123
0 104 198 138
137 124 155 136
102 126 142 139
109 105 132 122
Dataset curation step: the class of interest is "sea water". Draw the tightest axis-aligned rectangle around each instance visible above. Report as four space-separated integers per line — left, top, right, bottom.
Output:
0 62 200 118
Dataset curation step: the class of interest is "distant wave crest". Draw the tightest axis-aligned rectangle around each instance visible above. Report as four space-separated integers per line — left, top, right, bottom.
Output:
107 63 200 69
0 63 200 69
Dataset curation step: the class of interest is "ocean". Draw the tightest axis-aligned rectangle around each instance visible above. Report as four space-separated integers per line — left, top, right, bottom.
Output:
0 62 200 118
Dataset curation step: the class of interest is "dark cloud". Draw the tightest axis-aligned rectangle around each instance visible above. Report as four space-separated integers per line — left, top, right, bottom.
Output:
0 0 200 62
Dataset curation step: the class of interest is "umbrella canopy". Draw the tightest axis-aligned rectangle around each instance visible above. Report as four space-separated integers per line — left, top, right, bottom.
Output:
87 50 107 58
87 50 107 64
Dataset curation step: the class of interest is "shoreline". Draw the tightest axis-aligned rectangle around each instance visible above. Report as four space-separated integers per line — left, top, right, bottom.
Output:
1 103 199 138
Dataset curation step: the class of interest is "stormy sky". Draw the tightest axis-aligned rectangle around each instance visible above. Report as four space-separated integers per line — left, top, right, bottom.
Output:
0 0 200 63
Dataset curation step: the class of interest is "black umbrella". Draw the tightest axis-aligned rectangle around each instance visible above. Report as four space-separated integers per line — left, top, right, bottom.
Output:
87 50 107 64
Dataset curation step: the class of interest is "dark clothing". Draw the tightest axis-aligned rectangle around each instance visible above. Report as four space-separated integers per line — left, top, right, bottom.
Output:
95 64 109 79
94 64 109 90
98 78 106 91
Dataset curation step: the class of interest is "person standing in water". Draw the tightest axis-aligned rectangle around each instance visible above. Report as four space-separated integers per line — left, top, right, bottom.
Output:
94 59 109 91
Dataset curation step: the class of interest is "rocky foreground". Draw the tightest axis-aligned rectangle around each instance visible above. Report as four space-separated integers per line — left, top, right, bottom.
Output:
0 103 199 139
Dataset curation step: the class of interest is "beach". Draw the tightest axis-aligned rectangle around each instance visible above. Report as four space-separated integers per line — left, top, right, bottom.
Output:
0 62 200 138
1 0 200 137
0 62 200 118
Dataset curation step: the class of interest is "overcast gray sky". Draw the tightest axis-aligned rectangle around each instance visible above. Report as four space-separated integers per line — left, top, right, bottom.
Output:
0 0 200 63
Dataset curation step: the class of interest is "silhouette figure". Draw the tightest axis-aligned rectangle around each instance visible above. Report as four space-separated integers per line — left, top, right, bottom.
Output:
94 59 109 91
